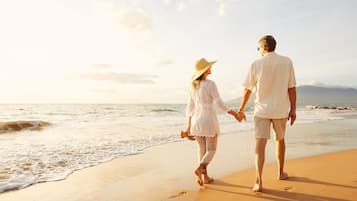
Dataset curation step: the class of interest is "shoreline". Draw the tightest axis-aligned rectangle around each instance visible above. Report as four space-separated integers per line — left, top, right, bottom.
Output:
1 117 357 201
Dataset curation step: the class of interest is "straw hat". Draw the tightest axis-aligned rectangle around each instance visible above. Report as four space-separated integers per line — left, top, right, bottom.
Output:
192 58 216 80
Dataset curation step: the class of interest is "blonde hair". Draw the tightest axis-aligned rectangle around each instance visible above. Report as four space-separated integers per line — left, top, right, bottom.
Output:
192 74 204 89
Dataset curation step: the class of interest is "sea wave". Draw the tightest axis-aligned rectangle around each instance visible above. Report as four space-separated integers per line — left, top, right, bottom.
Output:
0 104 353 194
0 135 180 193
305 105 356 110
0 121 50 134
151 109 178 113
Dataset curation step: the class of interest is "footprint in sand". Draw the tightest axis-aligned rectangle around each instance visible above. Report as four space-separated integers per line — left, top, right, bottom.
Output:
168 191 187 199
283 186 293 191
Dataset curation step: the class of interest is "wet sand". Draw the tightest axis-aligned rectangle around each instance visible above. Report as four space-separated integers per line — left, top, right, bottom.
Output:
168 149 357 201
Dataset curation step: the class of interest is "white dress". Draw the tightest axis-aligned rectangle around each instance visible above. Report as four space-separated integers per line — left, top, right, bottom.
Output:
186 79 228 137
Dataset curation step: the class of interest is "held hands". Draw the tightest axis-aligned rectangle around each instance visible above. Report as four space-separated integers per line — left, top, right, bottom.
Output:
228 109 247 122
236 111 247 122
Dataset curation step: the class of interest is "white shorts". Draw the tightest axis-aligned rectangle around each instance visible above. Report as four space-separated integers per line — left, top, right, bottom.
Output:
254 116 288 140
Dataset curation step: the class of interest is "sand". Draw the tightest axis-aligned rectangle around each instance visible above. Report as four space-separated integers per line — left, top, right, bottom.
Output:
169 149 357 201
1 118 357 201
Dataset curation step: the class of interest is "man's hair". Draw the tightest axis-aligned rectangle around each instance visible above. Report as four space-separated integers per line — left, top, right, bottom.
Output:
259 35 276 52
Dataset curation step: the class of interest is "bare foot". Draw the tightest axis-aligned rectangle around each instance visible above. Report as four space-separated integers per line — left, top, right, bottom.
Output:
252 183 262 192
203 176 214 184
194 167 204 186
278 172 289 180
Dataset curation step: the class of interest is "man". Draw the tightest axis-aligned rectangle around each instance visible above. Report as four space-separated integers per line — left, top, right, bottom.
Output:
236 35 296 192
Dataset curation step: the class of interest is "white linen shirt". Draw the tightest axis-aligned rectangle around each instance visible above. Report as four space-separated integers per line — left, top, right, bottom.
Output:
243 52 296 119
186 79 228 137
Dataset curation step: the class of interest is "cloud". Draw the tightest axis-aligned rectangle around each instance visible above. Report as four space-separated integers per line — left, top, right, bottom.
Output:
92 64 112 69
177 2 186 12
92 89 118 94
158 59 174 66
118 9 152 31
163 0 171 5
79 72 157 84
216 0 226 16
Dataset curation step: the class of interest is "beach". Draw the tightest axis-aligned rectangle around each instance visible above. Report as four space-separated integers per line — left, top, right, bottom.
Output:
170 149 357 201
1 0 357 200
1 113 357 201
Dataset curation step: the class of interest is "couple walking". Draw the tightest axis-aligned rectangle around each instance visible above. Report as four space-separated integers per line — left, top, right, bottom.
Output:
183 35 297 192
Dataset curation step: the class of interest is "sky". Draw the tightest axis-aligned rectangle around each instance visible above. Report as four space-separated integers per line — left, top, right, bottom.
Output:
0 0 356 103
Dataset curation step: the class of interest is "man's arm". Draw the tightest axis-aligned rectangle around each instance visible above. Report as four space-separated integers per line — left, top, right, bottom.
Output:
237 88 252 121
288 87 296 125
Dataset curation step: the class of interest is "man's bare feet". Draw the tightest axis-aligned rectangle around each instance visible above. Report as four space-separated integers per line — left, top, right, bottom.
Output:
252 182 262 192
278 172 289 180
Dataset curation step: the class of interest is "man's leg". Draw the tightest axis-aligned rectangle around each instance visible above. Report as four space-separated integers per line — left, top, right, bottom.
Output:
276 139 288 180
253 138 267 192
272 118 288 180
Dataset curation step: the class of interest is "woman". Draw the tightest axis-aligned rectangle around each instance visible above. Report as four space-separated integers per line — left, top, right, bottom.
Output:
185 58 235 186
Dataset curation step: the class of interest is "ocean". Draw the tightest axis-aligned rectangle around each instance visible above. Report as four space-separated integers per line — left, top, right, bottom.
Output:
0 104 353 193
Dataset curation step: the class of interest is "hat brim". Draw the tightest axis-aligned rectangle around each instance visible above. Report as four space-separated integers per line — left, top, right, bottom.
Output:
192 61 216 81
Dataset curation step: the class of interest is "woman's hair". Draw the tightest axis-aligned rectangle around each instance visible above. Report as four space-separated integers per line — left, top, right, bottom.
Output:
192 74 204 89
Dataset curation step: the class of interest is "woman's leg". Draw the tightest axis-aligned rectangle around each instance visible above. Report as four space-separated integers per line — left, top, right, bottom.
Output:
196 136 206 161
201 135 218 183
200 135 218 165
195 136 207 186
